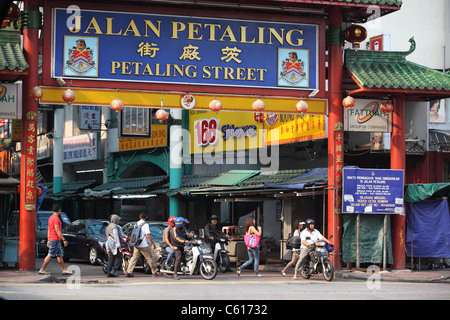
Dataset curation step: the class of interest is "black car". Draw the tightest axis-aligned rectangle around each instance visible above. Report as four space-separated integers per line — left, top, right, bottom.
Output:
62 219 108 265
7 210 71 256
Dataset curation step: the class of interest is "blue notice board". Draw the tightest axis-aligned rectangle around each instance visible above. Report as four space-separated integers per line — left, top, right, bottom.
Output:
342 168 404 214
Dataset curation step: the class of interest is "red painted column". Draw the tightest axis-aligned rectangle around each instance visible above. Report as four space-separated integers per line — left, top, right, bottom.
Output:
19 0 40 270
391 94 406 269
327 7 343 270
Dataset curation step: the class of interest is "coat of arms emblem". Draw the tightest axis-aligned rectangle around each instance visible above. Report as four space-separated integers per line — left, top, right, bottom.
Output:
65 39 96 75
279 51 306 85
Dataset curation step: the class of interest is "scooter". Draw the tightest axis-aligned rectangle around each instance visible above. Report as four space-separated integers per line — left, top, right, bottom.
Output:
98 236 132 275
160 237 218 280
300 235 335 282
212 236 231 273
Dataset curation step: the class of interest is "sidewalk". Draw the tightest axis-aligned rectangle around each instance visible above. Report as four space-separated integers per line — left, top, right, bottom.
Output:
1 260 450 284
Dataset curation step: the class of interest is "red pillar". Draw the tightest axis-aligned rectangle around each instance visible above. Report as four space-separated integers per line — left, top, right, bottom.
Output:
327 7 343 270
19 0 40 270
391 94 406 269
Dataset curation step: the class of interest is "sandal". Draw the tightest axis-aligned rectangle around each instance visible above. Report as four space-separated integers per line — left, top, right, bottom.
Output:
281 271 286 277
237 268 241 276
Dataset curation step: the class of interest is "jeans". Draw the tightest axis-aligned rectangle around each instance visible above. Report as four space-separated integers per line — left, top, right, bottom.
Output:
165 246 174 265
107 252 122 275
239 246 260 275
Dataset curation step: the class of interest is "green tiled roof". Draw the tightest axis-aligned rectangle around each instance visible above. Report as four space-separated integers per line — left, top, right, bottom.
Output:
345 38 450 91
206 170 260 186
238 169 311 187
0 30 28 71
90 175 168 193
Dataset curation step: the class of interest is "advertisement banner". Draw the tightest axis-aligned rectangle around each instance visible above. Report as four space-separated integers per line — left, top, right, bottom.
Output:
264 113 326 146
344 99 392 132
63 132 100 163
119 124 167 151
52 8 319 90
189 110 264 154
343 168 404 214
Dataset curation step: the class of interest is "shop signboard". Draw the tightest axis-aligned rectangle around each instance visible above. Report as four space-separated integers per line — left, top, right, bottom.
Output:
344 99 392 132
63 132 100 163
52 8 319 90
0 83 21 119
342 168 404 214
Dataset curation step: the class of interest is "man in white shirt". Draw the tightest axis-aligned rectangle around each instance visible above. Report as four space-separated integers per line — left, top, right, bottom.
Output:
293 219 331 279
125 212 159 277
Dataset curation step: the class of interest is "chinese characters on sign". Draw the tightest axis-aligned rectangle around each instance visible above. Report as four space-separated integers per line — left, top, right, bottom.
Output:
119 124 167 151
63 133 99 163
334 123 344 213
24 111 38 210
79 105 101 130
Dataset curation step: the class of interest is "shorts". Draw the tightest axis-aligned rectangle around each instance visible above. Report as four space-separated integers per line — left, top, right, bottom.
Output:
48 240 63 257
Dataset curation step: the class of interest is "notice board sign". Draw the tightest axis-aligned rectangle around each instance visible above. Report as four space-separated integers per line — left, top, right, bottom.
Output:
343 168 404 214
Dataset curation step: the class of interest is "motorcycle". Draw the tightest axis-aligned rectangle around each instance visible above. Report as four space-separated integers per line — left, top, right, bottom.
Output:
300 235 335 282
212 236 231 273
98 236 132 275
160 237 218 280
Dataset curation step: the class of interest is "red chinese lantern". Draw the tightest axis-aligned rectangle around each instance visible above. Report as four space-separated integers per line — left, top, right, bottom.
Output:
62 89 76 105
343 95 355 109
295 100 308 113
380 102 394 113
31 86 43 101
209 99 222 112
110 99 124 112
252 99 265 112
155 109 169 121
344 24 367 49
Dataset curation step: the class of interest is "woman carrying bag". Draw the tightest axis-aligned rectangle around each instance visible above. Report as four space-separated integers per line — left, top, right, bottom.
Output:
281 219 304 277
237 217 262 277
105 214 123 277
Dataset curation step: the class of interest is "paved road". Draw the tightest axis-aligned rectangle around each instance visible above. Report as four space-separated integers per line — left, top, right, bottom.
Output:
1 259 449 302
1 272 449 301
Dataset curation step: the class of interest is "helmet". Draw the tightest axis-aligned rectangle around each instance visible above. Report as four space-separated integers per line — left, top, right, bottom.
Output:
167 216 177 227
175 217 185 228
209 215 218 222
305 219 315 230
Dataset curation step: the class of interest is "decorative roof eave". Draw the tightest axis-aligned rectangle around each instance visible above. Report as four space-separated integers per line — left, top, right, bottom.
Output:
345 38 450 101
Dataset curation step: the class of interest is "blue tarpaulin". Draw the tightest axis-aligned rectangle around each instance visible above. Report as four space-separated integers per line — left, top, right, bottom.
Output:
405 199 450 258
264 167 328 189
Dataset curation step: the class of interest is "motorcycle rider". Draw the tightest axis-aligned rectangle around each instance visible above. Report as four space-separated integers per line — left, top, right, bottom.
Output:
205 215 231 272
162 216 177 267
205 215 226 243
169 217 191 280
293 218 331 280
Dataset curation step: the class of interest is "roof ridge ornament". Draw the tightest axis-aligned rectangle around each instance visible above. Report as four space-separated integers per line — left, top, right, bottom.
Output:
406 37 416 56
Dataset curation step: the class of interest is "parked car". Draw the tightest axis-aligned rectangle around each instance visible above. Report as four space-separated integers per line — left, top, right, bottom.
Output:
62 219 108 265
121 221 168 273
7 210 71 256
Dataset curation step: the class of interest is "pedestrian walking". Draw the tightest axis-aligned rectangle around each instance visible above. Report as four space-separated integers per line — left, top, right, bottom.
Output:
281 219 304 277
125 212 159 277
38 203 71 275
105 214 122 277
237 217 262 277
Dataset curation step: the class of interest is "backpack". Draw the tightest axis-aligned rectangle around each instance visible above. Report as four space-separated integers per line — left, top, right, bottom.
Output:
129 222 144 247
286 233 301 250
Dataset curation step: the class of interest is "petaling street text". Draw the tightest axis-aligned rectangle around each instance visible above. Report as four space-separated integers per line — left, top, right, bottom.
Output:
110 61 267 81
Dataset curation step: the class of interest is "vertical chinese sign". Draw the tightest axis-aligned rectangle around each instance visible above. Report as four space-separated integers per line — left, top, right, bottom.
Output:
334 122 344 213
24 111 37 211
